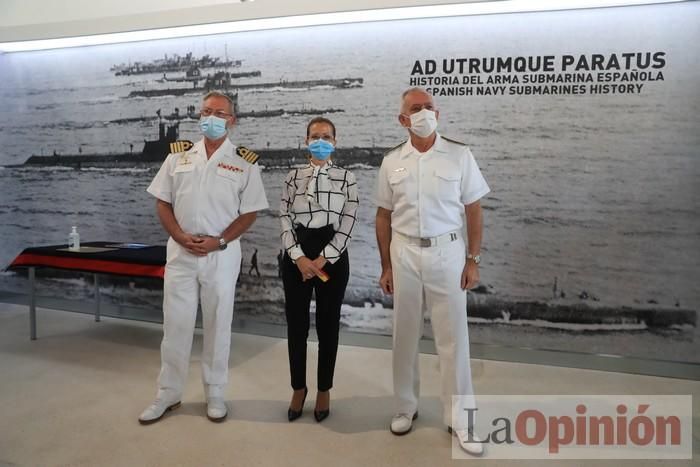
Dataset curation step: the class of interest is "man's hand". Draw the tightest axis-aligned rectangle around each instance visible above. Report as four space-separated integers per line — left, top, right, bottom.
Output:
463 201 483 290
296 256 323 281
174 233 206 256
375 207 394 295
379 267 394 295
175 233 216 256
461 260 480 290
196 236 221 255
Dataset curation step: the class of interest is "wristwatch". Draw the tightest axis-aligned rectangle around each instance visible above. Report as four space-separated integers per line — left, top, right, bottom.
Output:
218 237 227 250
467 253 481 264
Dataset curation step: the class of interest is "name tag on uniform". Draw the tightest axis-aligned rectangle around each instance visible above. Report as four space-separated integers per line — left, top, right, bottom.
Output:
177 154 192 165
173 154 195 173
173 163 195 173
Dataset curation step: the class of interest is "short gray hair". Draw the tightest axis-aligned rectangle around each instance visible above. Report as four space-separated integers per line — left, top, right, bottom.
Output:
401 87 429 99
203 90 235 115
400 87 432 112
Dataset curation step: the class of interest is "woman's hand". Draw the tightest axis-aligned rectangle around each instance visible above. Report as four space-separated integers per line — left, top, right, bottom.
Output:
311 255 327 271
296 256 323 281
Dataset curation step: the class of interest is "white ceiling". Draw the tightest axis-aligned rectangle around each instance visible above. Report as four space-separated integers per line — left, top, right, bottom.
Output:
0 0 477 42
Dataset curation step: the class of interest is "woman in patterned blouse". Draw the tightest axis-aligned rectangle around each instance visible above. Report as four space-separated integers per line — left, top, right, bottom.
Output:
279 117 359 423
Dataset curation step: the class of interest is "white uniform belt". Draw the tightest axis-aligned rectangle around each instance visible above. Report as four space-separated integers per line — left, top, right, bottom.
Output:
394 230 460 247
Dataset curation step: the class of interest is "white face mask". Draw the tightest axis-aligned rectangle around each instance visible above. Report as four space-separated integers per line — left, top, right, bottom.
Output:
405 108 438 138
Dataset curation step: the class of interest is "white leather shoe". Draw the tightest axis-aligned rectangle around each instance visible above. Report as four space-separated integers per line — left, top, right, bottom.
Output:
138 398 181 425
390 412 418 436
453 428 485 456
206 397 228 422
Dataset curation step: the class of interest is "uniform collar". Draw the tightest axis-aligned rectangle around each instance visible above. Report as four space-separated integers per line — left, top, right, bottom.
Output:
189 139 205 158
192 137 234 162
399 132 447 159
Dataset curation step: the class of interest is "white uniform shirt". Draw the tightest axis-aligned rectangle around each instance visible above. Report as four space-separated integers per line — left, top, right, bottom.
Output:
375 133 490 238
147 138 269 236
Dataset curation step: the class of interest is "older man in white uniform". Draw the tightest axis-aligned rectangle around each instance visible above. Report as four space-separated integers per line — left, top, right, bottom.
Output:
375 87 490 455
139 91 268 424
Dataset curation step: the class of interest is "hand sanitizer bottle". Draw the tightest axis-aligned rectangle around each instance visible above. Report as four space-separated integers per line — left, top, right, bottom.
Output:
68 226 80 251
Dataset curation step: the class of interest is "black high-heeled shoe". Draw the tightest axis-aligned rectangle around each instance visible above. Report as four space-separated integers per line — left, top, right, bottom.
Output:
287 387 308 422
314 391 330 423
313 408 330 423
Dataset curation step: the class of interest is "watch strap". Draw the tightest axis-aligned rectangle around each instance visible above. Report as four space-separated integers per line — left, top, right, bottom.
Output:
467 253 481 264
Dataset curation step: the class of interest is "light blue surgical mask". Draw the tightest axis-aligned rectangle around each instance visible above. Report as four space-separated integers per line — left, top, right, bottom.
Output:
308 139 335 160
199 115 228 140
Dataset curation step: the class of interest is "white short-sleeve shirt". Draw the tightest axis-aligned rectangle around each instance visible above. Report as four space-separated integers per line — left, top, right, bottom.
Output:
375 133 490 238
147 138 269 236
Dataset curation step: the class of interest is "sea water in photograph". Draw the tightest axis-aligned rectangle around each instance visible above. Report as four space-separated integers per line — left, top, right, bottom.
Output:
0 4 698 362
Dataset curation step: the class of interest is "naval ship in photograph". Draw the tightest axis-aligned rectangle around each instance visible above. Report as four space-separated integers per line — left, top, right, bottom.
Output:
17 120 388 169
107 104 345 125
111 52 242 76
128 73 364 98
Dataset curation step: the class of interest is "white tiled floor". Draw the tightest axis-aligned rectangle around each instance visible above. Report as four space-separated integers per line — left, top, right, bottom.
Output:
0 304 697 466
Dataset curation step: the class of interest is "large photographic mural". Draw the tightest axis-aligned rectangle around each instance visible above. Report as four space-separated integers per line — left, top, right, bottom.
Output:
0 2 698 362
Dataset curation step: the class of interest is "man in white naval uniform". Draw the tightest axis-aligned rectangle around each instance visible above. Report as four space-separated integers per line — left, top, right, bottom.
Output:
375 87 489 455
139 91 269 424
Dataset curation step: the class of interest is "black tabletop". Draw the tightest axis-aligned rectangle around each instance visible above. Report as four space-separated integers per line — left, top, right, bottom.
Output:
17 241 166 265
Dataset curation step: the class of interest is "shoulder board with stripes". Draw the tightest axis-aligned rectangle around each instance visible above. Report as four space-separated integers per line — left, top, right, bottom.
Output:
383 141 406 156
169 140 194 154
236 146 259 164
441 136 467 146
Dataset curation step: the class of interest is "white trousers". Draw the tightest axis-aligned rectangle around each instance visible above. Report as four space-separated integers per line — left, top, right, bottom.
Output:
157 237 241 400
391 233 476 429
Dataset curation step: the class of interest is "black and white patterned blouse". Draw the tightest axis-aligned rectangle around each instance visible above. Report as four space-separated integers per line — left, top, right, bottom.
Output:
280 161 359 263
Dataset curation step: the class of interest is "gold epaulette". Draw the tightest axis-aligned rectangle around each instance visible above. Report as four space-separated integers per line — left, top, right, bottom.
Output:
441 136 467 146
236 146 259 164
169 140 194 154
384 141 407 156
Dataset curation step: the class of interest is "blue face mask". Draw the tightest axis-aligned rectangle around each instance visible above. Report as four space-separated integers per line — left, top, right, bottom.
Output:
308 139 335 160
199 115 228 140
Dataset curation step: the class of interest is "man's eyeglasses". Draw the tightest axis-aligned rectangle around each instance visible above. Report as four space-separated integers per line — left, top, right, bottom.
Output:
201 108 233 119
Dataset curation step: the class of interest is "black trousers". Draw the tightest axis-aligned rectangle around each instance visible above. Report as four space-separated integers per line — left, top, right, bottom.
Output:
282 225 349 392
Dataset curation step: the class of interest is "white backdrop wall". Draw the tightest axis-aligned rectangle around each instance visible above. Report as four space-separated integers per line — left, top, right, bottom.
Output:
0 2 698 364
